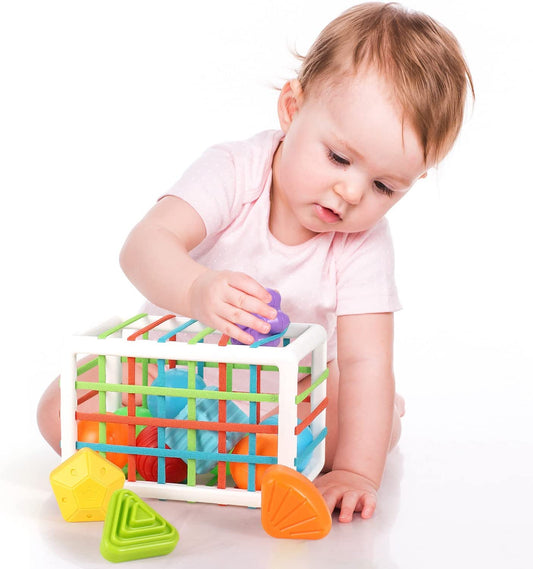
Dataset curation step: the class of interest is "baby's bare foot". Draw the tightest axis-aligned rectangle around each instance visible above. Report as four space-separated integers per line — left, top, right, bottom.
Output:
395 394 405 417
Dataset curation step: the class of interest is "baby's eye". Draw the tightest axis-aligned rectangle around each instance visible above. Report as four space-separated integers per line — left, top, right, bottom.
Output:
327 149 350 166
374 181 394 197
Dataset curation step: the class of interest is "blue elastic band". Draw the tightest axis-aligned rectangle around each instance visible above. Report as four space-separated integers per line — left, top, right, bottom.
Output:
76 441 277 465
249 326 289 348
294 427 328 470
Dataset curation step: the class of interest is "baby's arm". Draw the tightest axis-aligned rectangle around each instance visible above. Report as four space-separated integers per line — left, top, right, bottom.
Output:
315 312 396 521
119 196 276 344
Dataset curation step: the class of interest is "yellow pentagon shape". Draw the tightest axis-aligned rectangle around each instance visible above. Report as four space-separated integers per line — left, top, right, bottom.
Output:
50 458 89 487
75 477 106 507
89 456 127 487
50 447 125 522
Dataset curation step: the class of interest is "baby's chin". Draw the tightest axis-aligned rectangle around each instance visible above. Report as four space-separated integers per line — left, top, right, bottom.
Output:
310 222 374 235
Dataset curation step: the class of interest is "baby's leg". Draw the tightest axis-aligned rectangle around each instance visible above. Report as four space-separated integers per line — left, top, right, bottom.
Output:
36 356 158 455
389 393 405 450
37 375 63 455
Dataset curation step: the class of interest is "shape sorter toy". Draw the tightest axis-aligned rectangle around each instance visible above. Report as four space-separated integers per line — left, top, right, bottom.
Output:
60 313 328 509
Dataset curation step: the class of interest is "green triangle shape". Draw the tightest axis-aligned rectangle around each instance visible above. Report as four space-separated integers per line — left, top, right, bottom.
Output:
101 489 179 563
128 500 157 528
121 497 164 538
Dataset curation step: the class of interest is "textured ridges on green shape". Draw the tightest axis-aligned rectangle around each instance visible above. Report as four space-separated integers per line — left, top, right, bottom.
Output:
100 489 179 562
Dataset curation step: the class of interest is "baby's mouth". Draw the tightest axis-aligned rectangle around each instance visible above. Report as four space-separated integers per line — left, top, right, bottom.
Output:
314 204 342 223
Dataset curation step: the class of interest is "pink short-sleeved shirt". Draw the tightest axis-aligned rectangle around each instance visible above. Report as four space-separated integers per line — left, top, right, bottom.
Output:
143 130 401 359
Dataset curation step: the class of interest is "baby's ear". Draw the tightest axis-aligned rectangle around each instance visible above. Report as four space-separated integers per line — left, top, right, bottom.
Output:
277 79 303 132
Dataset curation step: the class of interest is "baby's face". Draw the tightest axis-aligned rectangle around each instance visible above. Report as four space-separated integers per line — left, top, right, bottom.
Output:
270 67 427 245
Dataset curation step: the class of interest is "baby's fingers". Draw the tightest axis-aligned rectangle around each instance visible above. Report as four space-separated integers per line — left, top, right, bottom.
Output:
218 307 271 344
319 487 344 517
211 315 257 345
335 491 377 523
358 493 377 520
225 274 277 321
338 491 360 523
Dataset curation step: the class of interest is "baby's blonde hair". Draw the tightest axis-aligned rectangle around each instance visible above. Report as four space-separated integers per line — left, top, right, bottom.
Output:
297 2 474 164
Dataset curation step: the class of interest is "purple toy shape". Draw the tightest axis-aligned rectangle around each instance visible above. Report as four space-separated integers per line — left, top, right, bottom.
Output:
232 288 290 347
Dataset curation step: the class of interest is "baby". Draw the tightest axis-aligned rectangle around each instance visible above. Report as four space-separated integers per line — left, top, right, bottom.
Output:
38 3 473 522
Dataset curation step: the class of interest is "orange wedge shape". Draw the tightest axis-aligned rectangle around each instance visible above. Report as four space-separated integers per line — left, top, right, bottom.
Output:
261 465 331 539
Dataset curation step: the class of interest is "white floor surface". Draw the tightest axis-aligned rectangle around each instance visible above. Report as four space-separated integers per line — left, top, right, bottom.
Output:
3 331 532 569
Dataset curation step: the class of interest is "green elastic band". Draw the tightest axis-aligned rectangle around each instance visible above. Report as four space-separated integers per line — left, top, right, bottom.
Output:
295 368 329 404
116 359 309 375
188 327 215 344
77 358 98 376
75 381 279 403
186 360 197 483
98 355 107 420
98 314 147 339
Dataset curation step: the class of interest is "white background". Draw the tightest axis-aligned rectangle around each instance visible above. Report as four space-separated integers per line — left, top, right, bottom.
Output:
1 1 532 568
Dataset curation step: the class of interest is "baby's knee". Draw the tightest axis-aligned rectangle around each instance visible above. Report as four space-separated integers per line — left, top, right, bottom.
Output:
36 360 159 455
36 377 61 455
388 400 403 451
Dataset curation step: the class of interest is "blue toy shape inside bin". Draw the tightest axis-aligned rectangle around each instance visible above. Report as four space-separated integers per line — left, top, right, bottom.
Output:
165 387 248 474
260 415 314 472
147 368 206 419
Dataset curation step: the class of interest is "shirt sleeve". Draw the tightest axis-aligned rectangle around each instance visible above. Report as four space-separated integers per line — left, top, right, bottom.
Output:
160 131 281 237
335 218 402 315
160 145 241 236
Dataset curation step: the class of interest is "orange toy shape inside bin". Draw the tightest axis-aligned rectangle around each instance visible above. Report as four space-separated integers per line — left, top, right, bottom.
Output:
78 418 129 468
230 433 278 490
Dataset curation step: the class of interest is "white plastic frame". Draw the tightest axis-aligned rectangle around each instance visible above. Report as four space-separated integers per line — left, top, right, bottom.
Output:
60 315 328 508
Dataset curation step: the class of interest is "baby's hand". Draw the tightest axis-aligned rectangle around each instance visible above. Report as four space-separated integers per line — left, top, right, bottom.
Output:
314 469 378 522
188 269 277 344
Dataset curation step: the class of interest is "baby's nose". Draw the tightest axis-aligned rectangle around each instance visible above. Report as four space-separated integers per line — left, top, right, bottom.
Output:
333 179 364 205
